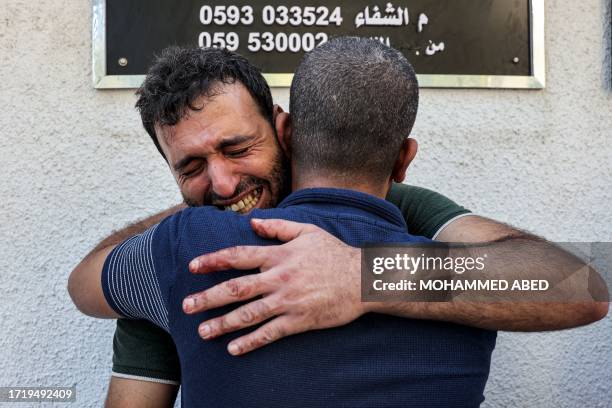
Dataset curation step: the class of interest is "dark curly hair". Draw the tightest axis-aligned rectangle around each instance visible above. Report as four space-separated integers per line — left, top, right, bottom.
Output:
135 46 274 158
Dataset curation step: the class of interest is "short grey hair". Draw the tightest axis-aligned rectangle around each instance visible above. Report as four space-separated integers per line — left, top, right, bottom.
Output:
290 36 419 181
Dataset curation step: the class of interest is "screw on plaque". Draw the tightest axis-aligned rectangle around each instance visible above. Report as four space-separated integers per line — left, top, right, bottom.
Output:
118 58 128 67
512 57 520 64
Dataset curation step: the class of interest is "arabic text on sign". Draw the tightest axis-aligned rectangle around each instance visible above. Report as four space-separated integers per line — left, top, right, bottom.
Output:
355 3 410 28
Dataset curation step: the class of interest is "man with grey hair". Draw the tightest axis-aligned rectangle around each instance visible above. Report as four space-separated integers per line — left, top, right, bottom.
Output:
290 36 420 183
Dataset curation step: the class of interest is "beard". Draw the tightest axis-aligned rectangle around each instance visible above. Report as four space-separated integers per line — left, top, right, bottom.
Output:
182 147 291 210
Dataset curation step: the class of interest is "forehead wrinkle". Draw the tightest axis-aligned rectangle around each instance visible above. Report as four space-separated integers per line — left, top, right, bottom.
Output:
159 88 226 145
160 109 209 149
160 83 271 159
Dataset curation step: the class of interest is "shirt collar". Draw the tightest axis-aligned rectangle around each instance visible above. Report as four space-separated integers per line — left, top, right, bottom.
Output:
278 188 407 229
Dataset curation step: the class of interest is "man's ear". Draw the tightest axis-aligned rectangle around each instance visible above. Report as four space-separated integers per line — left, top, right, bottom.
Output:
273 105 292 159
272 104 283 121
391 138 418 183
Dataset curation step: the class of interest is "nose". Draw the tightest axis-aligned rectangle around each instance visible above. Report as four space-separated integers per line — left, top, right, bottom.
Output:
207 159 240 198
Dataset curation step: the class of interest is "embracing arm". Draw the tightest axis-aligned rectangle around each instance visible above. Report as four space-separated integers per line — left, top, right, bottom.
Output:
183 217 608 355
93 204 186 250
370 214 609 331
68 243 118 318
68 204 184 317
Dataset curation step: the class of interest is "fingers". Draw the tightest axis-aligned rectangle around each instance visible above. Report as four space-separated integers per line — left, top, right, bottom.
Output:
197 297 280 341
250 218 320 242
189 220 324 274
226 316 296 356
189 245 269 274
183 274 269 314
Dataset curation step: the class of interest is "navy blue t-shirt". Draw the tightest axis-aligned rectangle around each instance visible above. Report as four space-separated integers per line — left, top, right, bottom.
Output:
102 188 496 408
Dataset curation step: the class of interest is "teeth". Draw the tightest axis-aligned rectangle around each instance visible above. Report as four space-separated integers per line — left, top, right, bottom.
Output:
224 189 261 213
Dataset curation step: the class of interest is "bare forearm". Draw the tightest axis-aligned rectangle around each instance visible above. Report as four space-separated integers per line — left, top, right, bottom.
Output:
93 204 186 252
105 377 178 408
68 245 117 317
372 300 606 331
368 237 609 331
69 204 185 317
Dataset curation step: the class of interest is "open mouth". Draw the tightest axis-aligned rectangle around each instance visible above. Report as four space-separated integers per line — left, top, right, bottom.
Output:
223 187 263 214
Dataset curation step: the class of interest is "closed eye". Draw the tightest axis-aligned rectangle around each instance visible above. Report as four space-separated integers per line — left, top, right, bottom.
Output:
225 147 250 158
183 168 201 177
181 160 205 178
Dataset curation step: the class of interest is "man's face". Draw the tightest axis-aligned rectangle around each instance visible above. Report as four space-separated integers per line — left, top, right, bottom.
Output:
156 82 290 212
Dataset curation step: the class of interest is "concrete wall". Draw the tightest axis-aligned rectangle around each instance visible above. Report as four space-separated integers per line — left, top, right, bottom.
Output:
0 0 610 406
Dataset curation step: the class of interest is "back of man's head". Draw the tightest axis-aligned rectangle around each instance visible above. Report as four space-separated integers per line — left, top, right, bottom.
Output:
136 46 274 158
290 37 419 183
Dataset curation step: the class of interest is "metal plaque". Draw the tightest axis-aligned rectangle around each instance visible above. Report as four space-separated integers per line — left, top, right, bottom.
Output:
93 0 545 89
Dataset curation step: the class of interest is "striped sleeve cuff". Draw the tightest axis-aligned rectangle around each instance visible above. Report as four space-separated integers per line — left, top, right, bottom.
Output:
101 225 170 332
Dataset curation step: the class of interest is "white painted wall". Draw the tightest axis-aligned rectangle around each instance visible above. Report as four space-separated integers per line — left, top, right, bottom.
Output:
0 0 610 406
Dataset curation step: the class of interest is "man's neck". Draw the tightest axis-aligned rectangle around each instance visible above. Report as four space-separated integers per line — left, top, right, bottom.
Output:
292 174 390 200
